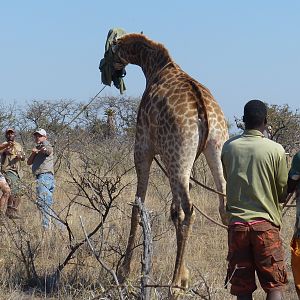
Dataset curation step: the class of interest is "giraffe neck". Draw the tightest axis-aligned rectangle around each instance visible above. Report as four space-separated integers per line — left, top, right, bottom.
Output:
117 34 173 82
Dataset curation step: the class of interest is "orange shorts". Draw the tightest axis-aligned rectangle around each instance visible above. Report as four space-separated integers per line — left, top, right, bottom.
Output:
226 221 287 296
291 237 300 297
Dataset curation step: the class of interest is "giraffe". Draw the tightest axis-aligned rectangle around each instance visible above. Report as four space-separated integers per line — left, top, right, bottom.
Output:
107 32 229 295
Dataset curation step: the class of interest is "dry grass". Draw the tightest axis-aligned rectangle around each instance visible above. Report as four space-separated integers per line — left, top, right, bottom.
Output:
0 155 298 299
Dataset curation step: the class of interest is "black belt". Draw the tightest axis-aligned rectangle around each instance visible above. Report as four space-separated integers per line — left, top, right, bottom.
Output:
36 172 53 178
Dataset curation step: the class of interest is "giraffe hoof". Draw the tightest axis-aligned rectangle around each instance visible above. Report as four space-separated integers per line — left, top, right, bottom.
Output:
169 286 184 300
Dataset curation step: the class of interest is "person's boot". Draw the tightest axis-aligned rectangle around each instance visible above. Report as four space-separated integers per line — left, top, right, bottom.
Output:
6 206 21 220
266 290 284 300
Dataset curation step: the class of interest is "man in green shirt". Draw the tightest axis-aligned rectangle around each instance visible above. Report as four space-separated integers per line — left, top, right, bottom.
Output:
221 100 288 300
288 150 300 298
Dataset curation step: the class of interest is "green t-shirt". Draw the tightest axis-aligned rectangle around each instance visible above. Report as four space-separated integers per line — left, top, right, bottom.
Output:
221 129 288 227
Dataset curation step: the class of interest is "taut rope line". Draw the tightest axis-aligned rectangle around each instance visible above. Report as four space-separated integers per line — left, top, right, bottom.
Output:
62 85 107 131
153 156 227 229
153 157 226 197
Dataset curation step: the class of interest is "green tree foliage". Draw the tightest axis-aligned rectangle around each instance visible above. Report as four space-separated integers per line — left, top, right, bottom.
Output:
0 96 140 148
266 104 300 154
235 103 300 154
0 102 17 132
21 99 82 133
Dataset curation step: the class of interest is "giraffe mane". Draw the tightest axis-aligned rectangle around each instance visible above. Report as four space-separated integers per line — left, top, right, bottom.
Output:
118 33 171 59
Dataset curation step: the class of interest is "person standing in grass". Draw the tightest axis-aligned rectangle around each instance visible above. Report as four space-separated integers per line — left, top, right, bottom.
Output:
0 128 26 220
0 142 11 224
27 128 55 229
287 150 300 298
221 100 288 300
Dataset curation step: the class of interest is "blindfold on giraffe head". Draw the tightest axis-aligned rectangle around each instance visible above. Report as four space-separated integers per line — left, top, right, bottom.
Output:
99 28 127 94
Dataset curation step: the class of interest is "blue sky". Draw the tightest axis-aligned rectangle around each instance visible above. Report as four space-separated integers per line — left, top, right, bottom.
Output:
1 1 299 124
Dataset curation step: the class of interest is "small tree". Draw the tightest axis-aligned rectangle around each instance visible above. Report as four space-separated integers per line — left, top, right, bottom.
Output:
104 108 116 139
267 104 300 154
235 103 300 154
96 96 140 137
0 101 17 133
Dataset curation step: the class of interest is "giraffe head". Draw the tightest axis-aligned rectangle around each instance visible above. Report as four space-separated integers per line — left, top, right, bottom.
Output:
101 31 173 88
99 28 130 92
110 38 130 71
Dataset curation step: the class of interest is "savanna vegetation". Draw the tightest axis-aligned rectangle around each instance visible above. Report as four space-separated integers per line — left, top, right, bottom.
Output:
0 97 299 299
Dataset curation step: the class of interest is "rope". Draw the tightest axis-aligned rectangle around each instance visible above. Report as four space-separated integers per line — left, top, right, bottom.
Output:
190 176 226 197
283 192 294 208
52 85 106 151
282 192 296 216
153 156 227 229
193 204 227 229
153 157 226 197
62 85 106 132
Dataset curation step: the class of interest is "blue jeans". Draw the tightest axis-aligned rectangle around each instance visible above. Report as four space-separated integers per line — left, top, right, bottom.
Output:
36 173 55 229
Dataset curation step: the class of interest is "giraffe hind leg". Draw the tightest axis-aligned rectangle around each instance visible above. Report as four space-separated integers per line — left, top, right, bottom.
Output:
117 152 152 283
203 140 227 223
117 196 141 283
169 176 195 295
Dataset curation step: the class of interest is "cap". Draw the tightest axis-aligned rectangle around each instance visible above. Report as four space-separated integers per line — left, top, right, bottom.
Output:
5 128 15 134
34 128 47 136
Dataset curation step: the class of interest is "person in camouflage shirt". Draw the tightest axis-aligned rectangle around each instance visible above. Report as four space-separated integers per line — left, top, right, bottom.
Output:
0 128 25 220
